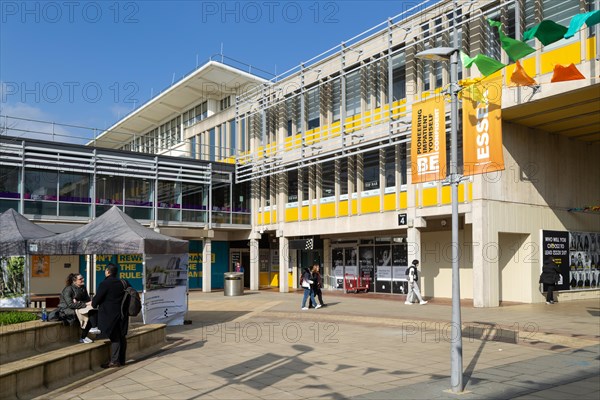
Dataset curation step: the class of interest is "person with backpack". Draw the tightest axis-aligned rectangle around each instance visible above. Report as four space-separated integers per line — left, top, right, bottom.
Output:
539 256 561 304
92 264 131 368
405 259 427 305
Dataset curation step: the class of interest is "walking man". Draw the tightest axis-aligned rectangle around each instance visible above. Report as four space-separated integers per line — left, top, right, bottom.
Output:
405 259 427 305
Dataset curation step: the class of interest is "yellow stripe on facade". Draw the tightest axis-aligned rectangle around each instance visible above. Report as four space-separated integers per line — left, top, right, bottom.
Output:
301 206 309 220
383 193 396 211
320 203 335 218
541 42 581 75
285 208 298 222
339 200 348 216
361 196 379 214
422 187 437 207
441 186 451 205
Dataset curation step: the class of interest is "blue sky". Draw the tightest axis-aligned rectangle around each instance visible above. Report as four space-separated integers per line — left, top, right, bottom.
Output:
1 1 429 142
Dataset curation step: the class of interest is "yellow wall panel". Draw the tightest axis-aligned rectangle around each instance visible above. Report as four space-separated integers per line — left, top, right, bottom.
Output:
441 186 451 205
541 42 581 75
310 205 317 217
339 200 349 216
301 206 309 220
257 212 263 225
264 212 271 224
587 37 597 61
320 203 335 218
285 208 298 222
272 211 277 222
399 192 408 209
259 272 270 286
422 188 438 207
351 199 358 214
383 193 396 211
270 273 279 287
361 196 380 214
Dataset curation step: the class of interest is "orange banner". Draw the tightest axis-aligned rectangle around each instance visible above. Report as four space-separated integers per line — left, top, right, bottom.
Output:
462 74 505 176
410 97 447 183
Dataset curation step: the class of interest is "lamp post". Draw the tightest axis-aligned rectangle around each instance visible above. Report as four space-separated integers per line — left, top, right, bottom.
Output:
415 1 463 393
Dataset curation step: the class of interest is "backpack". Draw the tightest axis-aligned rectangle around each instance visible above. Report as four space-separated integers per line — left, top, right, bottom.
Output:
121 280 142 318
405 266 418 281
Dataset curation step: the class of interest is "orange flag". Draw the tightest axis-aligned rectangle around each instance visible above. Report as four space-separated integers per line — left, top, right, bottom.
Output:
551 63 585 82
510 60 537 86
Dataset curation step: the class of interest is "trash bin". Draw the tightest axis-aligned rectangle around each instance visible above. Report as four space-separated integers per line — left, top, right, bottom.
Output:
224 272 244 296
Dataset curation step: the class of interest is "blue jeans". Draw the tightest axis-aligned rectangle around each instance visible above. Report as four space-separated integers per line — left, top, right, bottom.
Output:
301 287 316 308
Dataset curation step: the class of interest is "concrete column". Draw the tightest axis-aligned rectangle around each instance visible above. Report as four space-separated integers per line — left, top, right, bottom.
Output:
407 227 422 266
202 238 212 293
249 237 260 290
279 236 289 292
323 238 331 289
472 199 499 307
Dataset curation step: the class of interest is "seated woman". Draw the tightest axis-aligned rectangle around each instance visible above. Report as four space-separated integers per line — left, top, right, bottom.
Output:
57 273 99 343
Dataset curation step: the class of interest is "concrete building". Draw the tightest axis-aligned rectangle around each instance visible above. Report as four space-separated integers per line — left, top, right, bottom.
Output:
1 0 598 306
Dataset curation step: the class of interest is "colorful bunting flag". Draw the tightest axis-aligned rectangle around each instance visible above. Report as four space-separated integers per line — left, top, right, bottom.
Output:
565 10 600 39
551 64 585 82
460 52 506 77
488 19 536 61
523 20 568 46
509 61 537 86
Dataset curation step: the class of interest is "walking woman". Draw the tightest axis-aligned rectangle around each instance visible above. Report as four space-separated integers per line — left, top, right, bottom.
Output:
309 263 326 308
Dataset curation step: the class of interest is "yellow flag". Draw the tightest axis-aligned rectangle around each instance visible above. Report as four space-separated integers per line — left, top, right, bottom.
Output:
462 74 505 176
410 97 447 183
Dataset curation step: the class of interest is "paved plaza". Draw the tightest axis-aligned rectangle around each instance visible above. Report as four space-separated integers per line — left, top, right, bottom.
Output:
39 291 599 399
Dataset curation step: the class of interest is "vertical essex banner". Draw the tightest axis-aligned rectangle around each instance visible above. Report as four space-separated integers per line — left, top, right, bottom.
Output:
462 74 504 176
410 97 446 183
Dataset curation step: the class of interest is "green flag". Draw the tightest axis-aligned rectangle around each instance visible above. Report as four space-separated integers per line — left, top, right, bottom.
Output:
488 19 535 61
461 51 506 77
565 11 600 39
523 20 568 46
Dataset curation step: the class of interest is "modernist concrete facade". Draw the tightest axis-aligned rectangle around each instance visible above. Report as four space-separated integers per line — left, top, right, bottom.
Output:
3 0 598 307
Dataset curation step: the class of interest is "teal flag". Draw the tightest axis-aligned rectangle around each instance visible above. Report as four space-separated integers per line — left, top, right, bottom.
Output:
488 19 535 61
565 11 600 39
523 20 568 46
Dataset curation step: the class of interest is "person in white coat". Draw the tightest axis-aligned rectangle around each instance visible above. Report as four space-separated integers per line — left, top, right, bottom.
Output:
405 259 427 305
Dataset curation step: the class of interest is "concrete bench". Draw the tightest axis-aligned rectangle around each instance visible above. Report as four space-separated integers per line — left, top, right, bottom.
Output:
0 323 166 400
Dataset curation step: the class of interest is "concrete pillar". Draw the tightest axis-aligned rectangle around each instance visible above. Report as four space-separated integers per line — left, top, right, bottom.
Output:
323 238 331 289
250 237 260 290
279 236 289 293
407 227 422 266
472 198 499 307
202 238 212 292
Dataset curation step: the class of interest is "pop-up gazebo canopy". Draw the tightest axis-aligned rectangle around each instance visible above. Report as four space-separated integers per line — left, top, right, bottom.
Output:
0 208 55 256
27 206 188 255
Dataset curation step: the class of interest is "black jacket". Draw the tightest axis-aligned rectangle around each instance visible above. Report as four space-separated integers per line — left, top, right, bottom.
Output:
539 263 560 285
92 275 130 336
58 284 91 317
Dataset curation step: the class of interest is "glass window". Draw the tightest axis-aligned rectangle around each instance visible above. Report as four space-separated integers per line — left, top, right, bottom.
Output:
212 182 231 224
182 182 207 222
345 70 361 117
544 0 579 27
392 52 406 101
399 143 408 185
332 78 341 122
59 172 90 203
322 161 335 197
363 150 380 190
24 169 57 201
209 128 216 161
233 181 250 212
288 170 298 202
157 181 180 208
301 168 309 202
229 119 236 156
96 175 123 204
385 147 396 187
0 166 19 198
339 158 348 195
307 87 320 130
125 177 151 206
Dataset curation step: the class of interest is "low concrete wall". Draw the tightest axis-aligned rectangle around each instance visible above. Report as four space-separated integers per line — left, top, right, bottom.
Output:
0 324 166 400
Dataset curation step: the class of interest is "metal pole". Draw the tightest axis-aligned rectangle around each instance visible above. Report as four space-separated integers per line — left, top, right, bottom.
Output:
449 0 463 392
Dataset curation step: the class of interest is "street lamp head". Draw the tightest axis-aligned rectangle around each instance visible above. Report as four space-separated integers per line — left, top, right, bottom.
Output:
415 47 458 61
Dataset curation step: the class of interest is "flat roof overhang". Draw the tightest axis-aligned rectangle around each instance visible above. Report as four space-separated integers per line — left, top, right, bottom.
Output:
92 61 268 148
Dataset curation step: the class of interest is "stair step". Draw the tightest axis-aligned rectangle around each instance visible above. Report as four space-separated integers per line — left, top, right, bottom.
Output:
0 324 166 400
